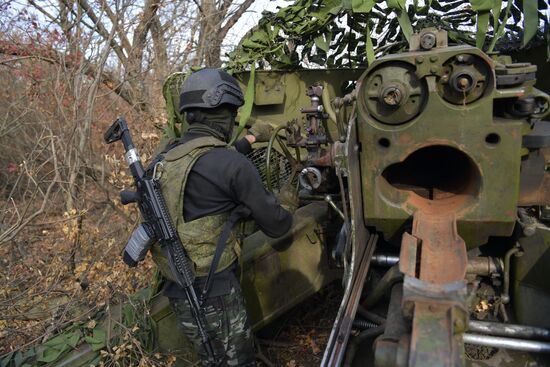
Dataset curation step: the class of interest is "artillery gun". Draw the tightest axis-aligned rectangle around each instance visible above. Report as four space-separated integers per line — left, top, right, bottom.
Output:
229 27 550 366
13 28 550 367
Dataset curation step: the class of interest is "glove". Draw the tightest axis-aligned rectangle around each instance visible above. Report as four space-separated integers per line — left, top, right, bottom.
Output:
248 121 274 143
277 184 299 214
123 223 155 267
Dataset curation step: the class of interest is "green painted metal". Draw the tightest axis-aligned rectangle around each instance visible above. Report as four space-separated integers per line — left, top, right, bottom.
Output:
354 45 527 248
232 69 364 141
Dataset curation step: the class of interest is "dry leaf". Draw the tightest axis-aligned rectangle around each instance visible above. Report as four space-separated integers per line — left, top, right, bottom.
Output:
87 319 97 329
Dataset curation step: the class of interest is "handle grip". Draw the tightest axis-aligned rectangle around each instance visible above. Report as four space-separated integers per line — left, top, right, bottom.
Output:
120 190 140 205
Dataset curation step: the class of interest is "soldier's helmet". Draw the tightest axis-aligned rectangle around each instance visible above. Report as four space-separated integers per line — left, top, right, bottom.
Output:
179 69 244 113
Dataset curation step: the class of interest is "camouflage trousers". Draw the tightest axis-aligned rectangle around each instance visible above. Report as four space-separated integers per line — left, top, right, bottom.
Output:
169 282 256 367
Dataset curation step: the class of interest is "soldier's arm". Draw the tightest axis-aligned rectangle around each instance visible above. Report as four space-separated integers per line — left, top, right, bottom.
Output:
230 156 292 238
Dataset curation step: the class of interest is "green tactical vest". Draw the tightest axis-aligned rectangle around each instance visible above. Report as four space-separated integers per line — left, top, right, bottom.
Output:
149 136 240 280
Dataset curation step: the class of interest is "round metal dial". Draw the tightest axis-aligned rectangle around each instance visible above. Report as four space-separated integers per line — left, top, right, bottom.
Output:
437 54 492 105
361 62 427 125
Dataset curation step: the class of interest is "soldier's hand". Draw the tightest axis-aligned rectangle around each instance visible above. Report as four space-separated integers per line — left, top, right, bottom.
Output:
277 183 299 214
248 121 274 143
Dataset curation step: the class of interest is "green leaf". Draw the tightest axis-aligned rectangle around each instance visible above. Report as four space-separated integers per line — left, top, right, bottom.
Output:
314 34 330 52
491 0 502 27
471 0 494 12
1 352 14 367
386 0 405 10
84 329 107 352
230 64 255 145
13 352 23 367
365 20 375 65
523 0 538 47
397 9 413 41
36 331 81 363
476 10 490 49
352 0 375 13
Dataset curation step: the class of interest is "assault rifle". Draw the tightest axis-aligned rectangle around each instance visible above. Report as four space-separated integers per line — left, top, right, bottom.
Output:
104 116 219 366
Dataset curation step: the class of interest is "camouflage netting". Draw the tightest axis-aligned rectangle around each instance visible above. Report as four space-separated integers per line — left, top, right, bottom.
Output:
226 0 549 71
162 0 548 136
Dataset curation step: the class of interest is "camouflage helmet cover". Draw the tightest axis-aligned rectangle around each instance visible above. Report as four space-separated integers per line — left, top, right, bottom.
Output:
178 68 244 113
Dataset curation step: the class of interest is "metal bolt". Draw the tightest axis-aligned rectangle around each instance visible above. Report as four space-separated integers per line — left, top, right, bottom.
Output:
416 56 424 64
382 87 403 106
420 33 437 50
457 77 471 90
430 67 438 74
430 56 439 62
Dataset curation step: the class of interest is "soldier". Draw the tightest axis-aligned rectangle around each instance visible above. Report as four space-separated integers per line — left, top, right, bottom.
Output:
150 68 297 366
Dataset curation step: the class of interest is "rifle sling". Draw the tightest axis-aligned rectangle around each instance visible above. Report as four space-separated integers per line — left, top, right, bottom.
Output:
200 205 250 304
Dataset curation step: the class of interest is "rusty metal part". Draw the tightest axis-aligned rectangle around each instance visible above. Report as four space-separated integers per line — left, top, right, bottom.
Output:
322 233 378 366
399 211 467 283
312 149 333 166
469 320 550 340
463 334 550 353
399 211 468 367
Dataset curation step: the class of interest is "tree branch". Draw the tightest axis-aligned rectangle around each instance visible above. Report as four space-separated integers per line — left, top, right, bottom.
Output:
220 0 255 39
76 0 128 64
0 40 134 106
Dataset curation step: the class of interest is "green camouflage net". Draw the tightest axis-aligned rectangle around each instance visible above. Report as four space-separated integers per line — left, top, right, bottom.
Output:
162 72 188 138
226 0 548 72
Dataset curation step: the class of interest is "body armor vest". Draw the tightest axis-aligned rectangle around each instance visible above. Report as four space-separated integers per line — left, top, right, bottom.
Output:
149 136 240 280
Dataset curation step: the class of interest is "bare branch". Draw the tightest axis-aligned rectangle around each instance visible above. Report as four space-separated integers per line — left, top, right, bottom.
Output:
220 0 255 39
76 0 128 64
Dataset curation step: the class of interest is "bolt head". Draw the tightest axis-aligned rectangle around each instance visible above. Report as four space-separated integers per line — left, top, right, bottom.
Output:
420 33 437 50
